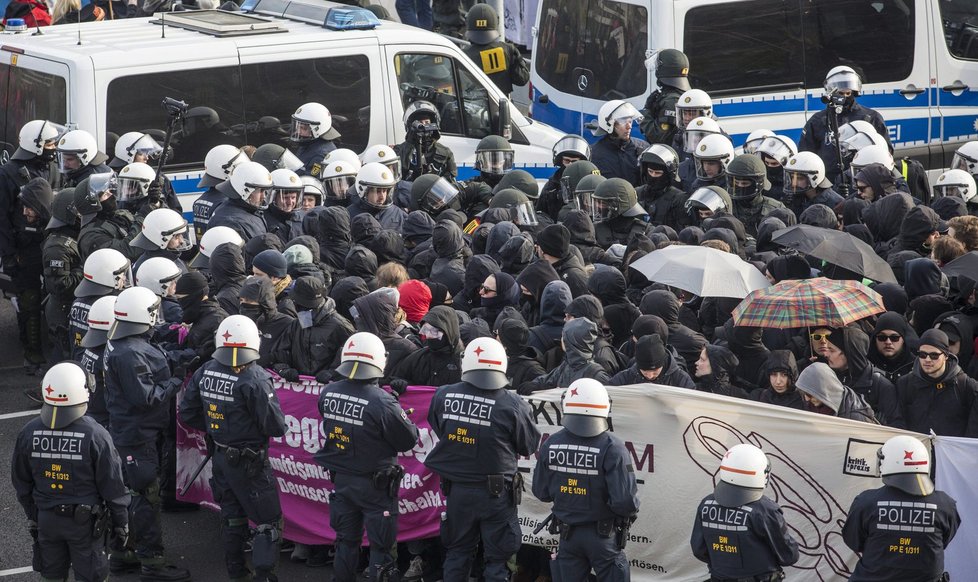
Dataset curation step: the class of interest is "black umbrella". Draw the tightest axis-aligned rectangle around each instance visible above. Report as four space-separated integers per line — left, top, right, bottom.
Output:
771 224 898 284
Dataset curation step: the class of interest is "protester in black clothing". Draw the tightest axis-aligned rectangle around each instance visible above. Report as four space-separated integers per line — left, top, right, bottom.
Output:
610 334 694 389
693 345 748 398
238 277 294 368
751 350 805 410
390 305 463 388
821 327 902 426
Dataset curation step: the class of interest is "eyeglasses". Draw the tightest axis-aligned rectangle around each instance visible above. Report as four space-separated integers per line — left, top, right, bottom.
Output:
917 351 944 361
479 285 496 294
875 333 902 343
855 184 871 192
810 333 831 342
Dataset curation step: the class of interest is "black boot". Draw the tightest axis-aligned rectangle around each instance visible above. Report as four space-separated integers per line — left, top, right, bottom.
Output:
139 563 192 581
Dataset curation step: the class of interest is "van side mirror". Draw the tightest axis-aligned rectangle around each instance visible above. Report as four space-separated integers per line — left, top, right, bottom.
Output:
497 97 511 140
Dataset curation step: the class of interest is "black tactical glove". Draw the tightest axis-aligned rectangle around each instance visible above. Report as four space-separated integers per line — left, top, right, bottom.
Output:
147 180 163 203
110 524 129 551
28 520 38 541
315 369 334 385
273 363 300 382
389 379 408 399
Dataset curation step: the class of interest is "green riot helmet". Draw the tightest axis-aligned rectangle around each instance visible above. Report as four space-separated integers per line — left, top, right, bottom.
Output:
410 174 460 215
725 154 771 202
590 178 639 223
652 49 690 91
475 135 515 177
489 187 537 226
466 3 500 44
574 173 606 216
560 160 601 204
493 169 537 201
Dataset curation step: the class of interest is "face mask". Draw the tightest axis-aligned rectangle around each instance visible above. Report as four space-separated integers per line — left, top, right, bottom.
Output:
177 292 205 322
39 148 57 162
297 310 314 329
424 335 449 351
239 305 263 322
100 196 118 214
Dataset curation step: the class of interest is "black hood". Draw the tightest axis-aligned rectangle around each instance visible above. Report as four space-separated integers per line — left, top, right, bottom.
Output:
318 206 352 244
351 213 382 245
563 317 598 366
840 198 870 227
908 294 954 336
710 216 748 258
480 272 520 311
370 230 406 265
931 196 967 221
433 219 465 259
767 207 797 227
329 276 369 321
587 265 628 305
760 350 798 383
703 343 739 383
499 235 534 276
353 290 400 339
899 206 942 251
903 258 947 301
799 204 838 230
209 242 247 288
563 210 598 246
844 224 874 247
459 254 501 308
516 259 560 305
404 211 436 244
640 289 680 327
839 325 873 380
539 280 573 326
487 221 520 262
725 321 767 356
857 163 897 201
244 234 284 271
345 245 379 284
702 227 740 258
864 193 914 243
765 254 810 283
239 277 278 312
18 178 54 224
422 305 461 350
887 250 922 285
933 310 974 371
289 234 322 263
755 217 786 254
871 282 909 314
302 208 323 239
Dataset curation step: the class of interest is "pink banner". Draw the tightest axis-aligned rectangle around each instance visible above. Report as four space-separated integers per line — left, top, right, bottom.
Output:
176 376 444 545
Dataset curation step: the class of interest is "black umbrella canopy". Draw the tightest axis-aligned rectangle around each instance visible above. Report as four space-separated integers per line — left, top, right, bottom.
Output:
771 224 897 284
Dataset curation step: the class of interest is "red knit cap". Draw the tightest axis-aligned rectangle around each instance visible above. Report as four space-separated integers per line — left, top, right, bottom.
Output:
398 279 432 324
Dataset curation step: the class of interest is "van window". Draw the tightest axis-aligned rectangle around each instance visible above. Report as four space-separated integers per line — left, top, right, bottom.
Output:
938 0 978 60
683 0 805 95
0 64 67 159
533 0 648 99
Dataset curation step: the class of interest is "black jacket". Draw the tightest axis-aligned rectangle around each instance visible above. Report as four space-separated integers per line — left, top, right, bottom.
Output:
895 357 978 437
278 297 354 376
868 312 919 384
208 198 267 242
316 206 353 277
515 260 559 327
591 135 649 185
353 291 419 379
587 266 641 348
520 318 611 394
750 350 805 410
209 242 246 316
609 351 695 389
528 280 572 354
835 326 903 427
390 305 463 387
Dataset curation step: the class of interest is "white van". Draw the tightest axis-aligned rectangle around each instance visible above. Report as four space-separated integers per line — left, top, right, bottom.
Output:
0 2 563 210
529 0 978 171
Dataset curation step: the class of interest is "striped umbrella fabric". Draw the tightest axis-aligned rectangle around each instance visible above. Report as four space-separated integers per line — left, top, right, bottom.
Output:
731 277 885 329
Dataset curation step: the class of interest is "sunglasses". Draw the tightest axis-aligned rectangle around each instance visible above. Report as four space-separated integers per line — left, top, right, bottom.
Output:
856 184 871 192
917 351 945 361
876 333 902 343
810 333 832 342
479 285 496 294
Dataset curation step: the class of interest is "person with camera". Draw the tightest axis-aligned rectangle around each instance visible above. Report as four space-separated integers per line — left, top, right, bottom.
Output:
394 100 457 182
12 362 131 582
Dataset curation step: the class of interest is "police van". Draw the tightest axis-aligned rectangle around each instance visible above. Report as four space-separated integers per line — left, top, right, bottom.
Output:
0 1 563 209
530 0 978 171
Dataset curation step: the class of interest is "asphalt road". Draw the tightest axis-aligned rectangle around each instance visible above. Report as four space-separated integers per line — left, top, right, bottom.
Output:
0 297 336 581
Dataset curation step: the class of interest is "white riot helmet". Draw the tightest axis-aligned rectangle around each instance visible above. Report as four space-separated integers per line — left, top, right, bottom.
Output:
108 286 162 340
324 148 363 168
715 443 771 508
461 337 509 390
755 135 798 167
136 257 182 297
879 435 934 496
14 119 65 160
219 161 273 210
336 331 387 380
675 89 713 130
356 162 397 210
933 169 977 204
80 295 117 349
199 144 248 188
742 129 774 155
322 159 360 202
39 362 91 430
114 132 162 165
131 208 193 252
214 314 262 367
842 130 888 158
117 162 156 205
189 226 244 270
270 168 303 211
57 129 99 173
950 141 978 179
693 134 735 180
75 248 132 298
837 120 878 144
361 144 401 180
683 116 722 154
300 175 325 208
552 134 591 166
824 65 863 95
850 144 894 173
291 102 339 143
596 100 642 136
561 378 610 437
783 152 828 197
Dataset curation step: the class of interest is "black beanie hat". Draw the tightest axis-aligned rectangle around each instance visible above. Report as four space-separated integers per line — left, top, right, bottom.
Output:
175 271 209 296
565 295 604 323
537 224 570 258
919 328 951 355
635 333 668 370
632 315 668 341
292 276 325 309
498 317 530 352
252 249 288 279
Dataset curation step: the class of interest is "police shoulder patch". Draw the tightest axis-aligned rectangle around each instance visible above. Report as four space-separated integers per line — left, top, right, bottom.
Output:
311 163 322 178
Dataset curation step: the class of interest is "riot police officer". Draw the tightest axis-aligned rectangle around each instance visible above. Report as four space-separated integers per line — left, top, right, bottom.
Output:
314 331 420 581
590 178 651 248
79 295 117 429
109 133 181 212
637 144 688 228
395 100 458 182
532 378 639 581
290 102 341 177
131 208 192 274
68 249 131 362
346 162 408 232
842 435 960 581
264 168 305 246
103 287 191 581
462 3 529 97
538 135 592 221
726 154 785 236
591 100 649 185
12 362 130 582
425 337 541 582
690 443 799 581
187 225 244 272
75 172 144 262
56 129 113 188
640 49 691 146
180 315 287 582
43 188 83 361
193 144 248 240
209 161 271 242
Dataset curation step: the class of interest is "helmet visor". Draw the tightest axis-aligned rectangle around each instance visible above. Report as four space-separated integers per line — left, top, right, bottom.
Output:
685 128 717 153
163 221 196 252
272 187 302 212
934 183 973 201
784 170 815 194
380 159 401 180
88 172 118 199
950 152 977 174
514 201 538 226
842 132 878 155
113 261 134 290
324 175 355 199
825 70 862 93
362 185 393 209
475 151 515 175
290 119 317 143
695 157 725 180
742 136 766 155
58 151 84 173
726 175 760 200
421 177 460 212
677 107 710 129
590 196 616 223
687 187 724 214
756 137 794 165
36 121 68 150
276 149 304 171
575 190 594 214
553 135 590 164
117 177 150 203
130 134 163 161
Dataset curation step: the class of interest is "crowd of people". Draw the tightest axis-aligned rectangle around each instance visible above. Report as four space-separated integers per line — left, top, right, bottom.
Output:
1 35 973 582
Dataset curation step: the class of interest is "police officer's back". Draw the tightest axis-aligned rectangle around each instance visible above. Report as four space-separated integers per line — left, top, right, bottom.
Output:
842 435 959 582
462 4 529 96
68 249 131 362
532 379 639 581
78 296 117 429
314 331 419 581
208 161 271 242
640 49 690 146
192 145 247 240
425 337 541 582
43 188 83 361
180 315 287 582
12 362 130 582
690 443 799 581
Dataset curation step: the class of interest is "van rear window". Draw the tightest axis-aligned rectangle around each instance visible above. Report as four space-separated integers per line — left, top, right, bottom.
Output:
938 0 978 60
534 0 648 100
0 64 67 160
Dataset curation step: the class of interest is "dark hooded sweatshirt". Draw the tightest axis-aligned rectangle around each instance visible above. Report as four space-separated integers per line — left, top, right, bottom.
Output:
499 236 535 277
470 271 520 328
486 221 520 263
528 280 573 354
209 242 247 316
888 205 941 260
640 289 707 370
722 320 770 391
353 290 419 377
317 206 353 277
13 177 52 287
519 318 611 394
429 220 467 296
497 317 546 393
279 295 354 376
862 192 913 254
609 349 695 389
391 305 463 387
750 350 805 410
587 266 641 348
833 326 902 426
344 244 379 291
453 255 501 314
867 311 918 384
515 259 560 327
933 311 975 376
695 344 748 399
564 210 618 267
894 355 978 437
239 277 294 368
329 276 369 322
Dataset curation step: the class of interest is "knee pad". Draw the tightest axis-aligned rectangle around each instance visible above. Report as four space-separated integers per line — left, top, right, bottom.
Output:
224 516 250 535
251 523 281 572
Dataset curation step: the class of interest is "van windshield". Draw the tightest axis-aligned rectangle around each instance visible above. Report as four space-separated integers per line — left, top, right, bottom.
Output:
534 0 648 100
0 64 67 160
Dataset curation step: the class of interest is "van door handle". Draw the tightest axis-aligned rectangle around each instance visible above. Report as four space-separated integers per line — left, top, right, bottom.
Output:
899 86 925 96
942 81 970 92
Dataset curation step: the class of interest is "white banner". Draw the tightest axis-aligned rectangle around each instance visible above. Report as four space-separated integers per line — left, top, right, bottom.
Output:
934 436 978 579
503 0 538 46
518 384 926 581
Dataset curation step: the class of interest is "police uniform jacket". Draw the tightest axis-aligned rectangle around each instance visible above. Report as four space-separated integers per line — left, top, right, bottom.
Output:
192 187 225 239
798 102 889 185
395 141 458 182
346 197 407 233
208 198 268 242
463 39 529 96
295 139 337 178
640 86 683 145
180 360 286 448
314 378 419 475
531 428 639 525
425 380 540 483
79 345 110 427
78 210 142 262
42 229 82 308
264 205 304 248
68 295 99 361
591 135 649 186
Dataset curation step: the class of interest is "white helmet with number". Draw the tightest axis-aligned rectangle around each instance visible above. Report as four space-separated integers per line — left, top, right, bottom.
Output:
57 129 99 172
561 378 610 437
755 135 798 167
461 337 509 390
322 160 360 202
136 257 182 297
114 132 163 165
117 162 156 204
220 161 273 209
109 286 161 340
214 314 262 367
715 443 771 507
824 65 862 95
783 152 828 196
14 119 65 160
693 134 735 180
951 141 978 179
270 168 303 210
336 331 387 380
76 248 132 298
81 295 117 349
851 144 894 172
189 226 245 270
361 144 401 179
741 129 774 155
356 162 397 210
323 148 362 168
879 435 934 496
291 102 339 142
199 144 248 188
131 208 192 252
683 116 722 154
675 89 713 130
596 100 643 135
39 362 91 430
933 169 977 204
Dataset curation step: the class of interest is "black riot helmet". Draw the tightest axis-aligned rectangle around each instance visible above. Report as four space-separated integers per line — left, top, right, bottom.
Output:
47 188 80 230
725 154 771 202
653 49 690 91
493 169 537 201
560 160 601 204
639 144 680 189
475 135 515 178
410 174 460 215
466 3 500 44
